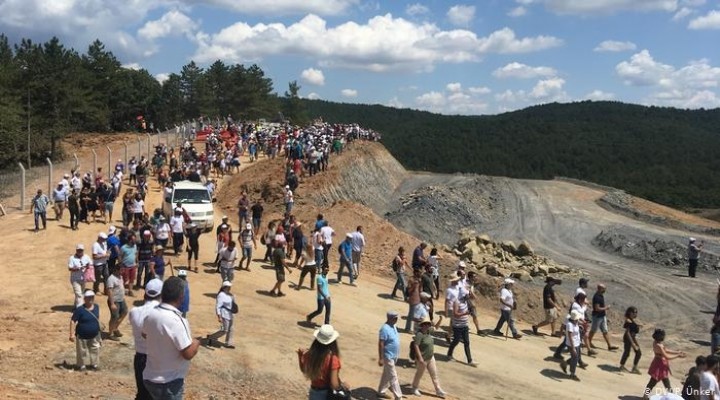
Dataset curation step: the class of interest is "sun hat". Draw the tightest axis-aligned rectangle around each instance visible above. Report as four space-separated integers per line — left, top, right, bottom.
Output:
386 310 399 318
314 324 340 345
154 245 164 252
98 232 108 239
108 225 117 234
145 279 163 297
178 269 187 277
222 281 232 288
504 278 515 285
420 292 432 299
569 310 582 321
76 244 85 250
420 316 432 325
83 290 95 298
457 261 467 268
449 275 462 283
690 237 696 242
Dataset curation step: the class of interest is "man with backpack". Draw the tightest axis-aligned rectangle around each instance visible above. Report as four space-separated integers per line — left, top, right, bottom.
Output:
390 247 409 301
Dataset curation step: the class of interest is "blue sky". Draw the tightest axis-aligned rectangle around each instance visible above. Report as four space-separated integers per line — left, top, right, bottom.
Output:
0 0 719 114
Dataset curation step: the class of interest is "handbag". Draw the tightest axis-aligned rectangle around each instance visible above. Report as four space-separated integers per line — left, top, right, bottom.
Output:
325 353 352 400
230 300 239 314
83 265 96 282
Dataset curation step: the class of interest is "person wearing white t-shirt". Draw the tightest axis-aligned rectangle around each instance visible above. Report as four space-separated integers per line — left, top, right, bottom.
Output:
92 233 110 295
154 217 171 249
215 281 236 348
492 279 521 339
128 279 162 400
350 226 366 279
319 224 335 269
559 310 583 381
169 211 185 256
143 276 200 399
69 244 92 307
218 241 238 283
311 228 325 271
701 355 720 400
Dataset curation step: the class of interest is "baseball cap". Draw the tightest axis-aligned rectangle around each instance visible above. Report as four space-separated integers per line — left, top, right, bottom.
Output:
222 215 228 220
143 230 151 236
76 244 85 250
458 261 467 269
178 269 187 277
504 278 515 285
222 281 232 288
108 225 117 234
386 310 399 318
98 232 108 239
246 223 252 230
145 279 163 297
83 290 95 297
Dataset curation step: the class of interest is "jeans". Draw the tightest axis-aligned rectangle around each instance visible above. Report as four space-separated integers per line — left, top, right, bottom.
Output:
252 217 261 231
93 263 109 293
689 259 698 278
222 317 234 346
314 249 324 270
337 258 354 284
494 310 518 336
298 264 317 289
307 298 331 325
448 326 472 363
134 353 152 400
391 272 407 299
620 335 642 366
136 261 151 287
34 211 47 230
220 267 234 283
144 379 184 400
322 244 331 268
569 345 583 375
308 388 328 400
172 233 184 254
69 209 80 229
405 303 419 332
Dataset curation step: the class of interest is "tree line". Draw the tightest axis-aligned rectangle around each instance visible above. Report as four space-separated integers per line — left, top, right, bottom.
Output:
0 35 307 169
303 99 720 209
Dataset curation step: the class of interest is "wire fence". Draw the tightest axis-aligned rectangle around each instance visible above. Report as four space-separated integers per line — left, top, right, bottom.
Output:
0 121 195 214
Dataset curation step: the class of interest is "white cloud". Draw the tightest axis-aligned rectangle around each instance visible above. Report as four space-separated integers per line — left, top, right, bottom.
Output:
406 3 429 16
307 92 321 100
584 90 616 100
468 86 492 95
689 10 720 29
447 5 476 26
155 73 170 84
492 62 557 79
138 10 197 41
386 96 404 108
672 7 693 20
542 0 678 15
594 40 637 52
508 6 528 17
188 0 359 16
516 0 535 4
300 68 325 86
341 89 358 97
192 14 562 72
446 82 463 92
530 77 568 100
122 63 142 70
616 50 720 108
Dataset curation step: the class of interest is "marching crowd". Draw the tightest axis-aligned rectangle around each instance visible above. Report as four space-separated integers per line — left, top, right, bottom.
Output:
53 118 719 400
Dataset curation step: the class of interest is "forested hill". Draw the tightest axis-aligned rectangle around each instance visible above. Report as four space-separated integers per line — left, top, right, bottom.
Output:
303 100 720 209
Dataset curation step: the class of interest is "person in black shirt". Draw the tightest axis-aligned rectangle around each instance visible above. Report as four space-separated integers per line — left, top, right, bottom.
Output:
681 356 706 400
589 284 619 351
532 277 562 336
186 223 202 272
251 200 264 232
620 306 642 374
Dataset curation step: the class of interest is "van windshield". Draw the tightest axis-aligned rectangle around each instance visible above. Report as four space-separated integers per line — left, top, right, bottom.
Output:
173 189 211 204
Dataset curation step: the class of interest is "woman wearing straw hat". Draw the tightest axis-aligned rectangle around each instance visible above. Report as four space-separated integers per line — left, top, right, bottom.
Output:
69 290 102 371
411 317 446 398
216 281 236 349
297 324 349 400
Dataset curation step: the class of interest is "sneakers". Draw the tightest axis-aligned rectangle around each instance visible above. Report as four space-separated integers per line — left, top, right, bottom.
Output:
560 360 568 374
620 365 631 373
436 389 446 399
492 330 503 336
631 366 641 374
377 392 391 399
552 353 564 360
532 325 538 335
570 375 581 382
513 334 523 340
113 330 123 338
608 345 619 351
588 349 598 356
412 388 421 396
468 361 478 367
579 362 589 369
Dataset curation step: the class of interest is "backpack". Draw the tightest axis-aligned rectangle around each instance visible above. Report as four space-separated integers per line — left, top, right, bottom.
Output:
391 257 401 273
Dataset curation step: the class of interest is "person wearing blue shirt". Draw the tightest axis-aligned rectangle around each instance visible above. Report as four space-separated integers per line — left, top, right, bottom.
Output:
336 234 354 285
377 311 402 400
106 226 121 271
178 270 190 318
306 266 331 325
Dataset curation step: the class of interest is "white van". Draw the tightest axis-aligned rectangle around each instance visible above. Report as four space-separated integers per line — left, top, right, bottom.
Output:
163 181 214 232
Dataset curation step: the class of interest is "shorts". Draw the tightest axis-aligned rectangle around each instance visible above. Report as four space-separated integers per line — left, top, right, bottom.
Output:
275 267 286 283
543 308 558 323
242 247 252 259
590 316 608 334
468 302 477 318
104 202 114 212
110 300 128 320
120 266 137 287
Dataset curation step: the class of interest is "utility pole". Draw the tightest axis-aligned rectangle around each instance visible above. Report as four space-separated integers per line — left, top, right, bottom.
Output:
26 86 31 168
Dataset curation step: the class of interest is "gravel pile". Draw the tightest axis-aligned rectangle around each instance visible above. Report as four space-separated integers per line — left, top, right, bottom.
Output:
592 229 720 271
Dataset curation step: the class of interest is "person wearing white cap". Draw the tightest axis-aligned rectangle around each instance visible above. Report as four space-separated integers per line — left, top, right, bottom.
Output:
284 185 294 215
688 237 703 278
69 290 102 371
92 232 110 295
560 310 584 381
377 311 402 400
239 223 257 271
69 244 92 307
128 278 163 399
215 281 236 349
492 278 522 339
297 324 348 400
52 181 68 221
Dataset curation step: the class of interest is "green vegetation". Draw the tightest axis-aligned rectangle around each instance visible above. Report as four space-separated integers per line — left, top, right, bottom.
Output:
0 36 290 169
303 100 720 209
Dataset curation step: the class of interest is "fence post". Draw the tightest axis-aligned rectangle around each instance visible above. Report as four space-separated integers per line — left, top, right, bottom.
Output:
146 133 151 159
106 145 112 176
91 149 97 180
18 162 25 211
46 157 53 196
124 143 129 170
137 135 142 159
73 153 79 172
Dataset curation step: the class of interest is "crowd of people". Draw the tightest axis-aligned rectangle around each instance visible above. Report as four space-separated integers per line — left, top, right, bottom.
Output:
56 117 719 400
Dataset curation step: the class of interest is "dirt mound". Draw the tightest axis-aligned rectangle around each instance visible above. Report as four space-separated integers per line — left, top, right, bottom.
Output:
592 228 720 271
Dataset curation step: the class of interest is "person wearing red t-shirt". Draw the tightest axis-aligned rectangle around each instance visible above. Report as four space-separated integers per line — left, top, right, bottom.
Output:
297 325 350 399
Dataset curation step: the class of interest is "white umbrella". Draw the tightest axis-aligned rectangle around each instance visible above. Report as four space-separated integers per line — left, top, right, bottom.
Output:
649 394 683 400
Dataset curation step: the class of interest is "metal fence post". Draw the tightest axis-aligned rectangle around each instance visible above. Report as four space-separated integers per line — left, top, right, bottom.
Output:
91 149 97 180
46 157 53 195
137 135 142 159
124 143 129 170
146 133 151 159
106 145 112 175
18 162 25 211
73 153 79 172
